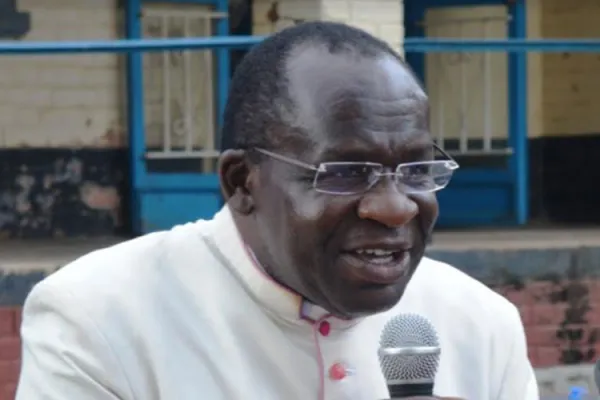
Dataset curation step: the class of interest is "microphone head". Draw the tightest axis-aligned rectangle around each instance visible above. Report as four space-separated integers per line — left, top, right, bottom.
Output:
378 313 440 384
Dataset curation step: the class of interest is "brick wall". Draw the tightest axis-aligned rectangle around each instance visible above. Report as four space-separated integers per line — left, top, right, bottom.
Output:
540 0 600 137
0 0 124 148
423 5 508 141
0 308 22 400
497 281 600 368
0 0 229 239
252 0 403 54
428 243 600 377
526 0 600 225
0 0 128 238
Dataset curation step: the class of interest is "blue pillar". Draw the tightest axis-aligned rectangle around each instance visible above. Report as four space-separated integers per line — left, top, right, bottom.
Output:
508 0 528 225
125 0 145 235
215 0 230 138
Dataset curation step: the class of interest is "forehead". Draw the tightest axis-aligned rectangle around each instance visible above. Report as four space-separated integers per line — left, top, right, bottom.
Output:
284 44 430 162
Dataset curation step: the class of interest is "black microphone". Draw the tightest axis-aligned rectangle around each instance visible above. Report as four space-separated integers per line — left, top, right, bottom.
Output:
378 313 441 399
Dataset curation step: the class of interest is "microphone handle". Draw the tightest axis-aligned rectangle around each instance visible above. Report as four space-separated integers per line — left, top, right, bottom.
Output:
387 382 434 398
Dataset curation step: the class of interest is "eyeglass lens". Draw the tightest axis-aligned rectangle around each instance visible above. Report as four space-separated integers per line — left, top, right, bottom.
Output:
314 161 454 195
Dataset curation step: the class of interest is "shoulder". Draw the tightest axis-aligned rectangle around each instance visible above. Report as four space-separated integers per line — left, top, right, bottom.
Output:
385 256 524 352
20 219 218 389
24 218 215 320
406 256 521 324
373 257 535 397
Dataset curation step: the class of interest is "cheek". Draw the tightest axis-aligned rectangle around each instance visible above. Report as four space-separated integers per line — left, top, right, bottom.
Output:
409 193 439 234
287 186 330 222
270 180 353 250
285 190 341 258
258 182 328 248
410 192 438 213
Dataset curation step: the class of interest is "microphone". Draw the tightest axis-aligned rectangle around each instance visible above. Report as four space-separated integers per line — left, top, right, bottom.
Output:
378 313 441 399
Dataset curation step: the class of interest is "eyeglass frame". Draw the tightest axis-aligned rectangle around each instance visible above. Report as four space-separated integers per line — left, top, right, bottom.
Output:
251 143 460 196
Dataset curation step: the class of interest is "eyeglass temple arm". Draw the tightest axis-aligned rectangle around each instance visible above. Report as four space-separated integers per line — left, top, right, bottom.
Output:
433 142 456 162
254 148 320 171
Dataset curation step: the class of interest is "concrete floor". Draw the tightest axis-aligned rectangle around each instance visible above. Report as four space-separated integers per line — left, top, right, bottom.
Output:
430 227 600 250
1 227 600 272
0 236 123 273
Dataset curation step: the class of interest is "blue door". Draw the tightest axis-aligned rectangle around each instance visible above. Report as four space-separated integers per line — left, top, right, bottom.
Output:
404 0 528 227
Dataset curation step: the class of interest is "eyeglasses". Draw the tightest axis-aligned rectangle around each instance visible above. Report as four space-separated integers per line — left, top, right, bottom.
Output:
253 144 459 196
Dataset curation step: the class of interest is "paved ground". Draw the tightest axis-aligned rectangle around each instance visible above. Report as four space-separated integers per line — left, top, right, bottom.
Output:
0 236 122 273
537 364 598 397
3 227 600 273
430 227 600 250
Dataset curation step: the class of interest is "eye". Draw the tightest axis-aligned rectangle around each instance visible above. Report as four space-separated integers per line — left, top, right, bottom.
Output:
403 164 431 178
338 165 372 178
398 164 435 189
314 163 380 194
319 165 371 181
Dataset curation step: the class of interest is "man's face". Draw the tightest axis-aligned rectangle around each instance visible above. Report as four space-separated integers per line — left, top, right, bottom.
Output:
240 46 438 318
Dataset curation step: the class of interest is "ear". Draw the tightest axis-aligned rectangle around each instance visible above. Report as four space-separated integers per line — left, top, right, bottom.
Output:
218 149 256 215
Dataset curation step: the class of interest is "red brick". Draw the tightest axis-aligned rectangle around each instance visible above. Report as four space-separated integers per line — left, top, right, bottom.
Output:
529 303 566 325
560 345 600 365
0 338 20 362
526 325 562 347
518 305 532 326
1 383 16 400
498 287 530 307
12 309 21 336
527 347 538 366
536 346 561 367
585 303 600 324
528 324 599 345
0 311 15 338
0 361 20 385
584 280 600 303
522 281 556 303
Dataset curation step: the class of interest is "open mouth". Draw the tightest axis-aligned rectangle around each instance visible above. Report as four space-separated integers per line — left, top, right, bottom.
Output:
340 248 411 285
351 249 402 265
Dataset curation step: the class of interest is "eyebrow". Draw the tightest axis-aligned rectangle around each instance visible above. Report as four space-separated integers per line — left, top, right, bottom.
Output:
402 141 436 156
318 147 376 162
317 140 435 164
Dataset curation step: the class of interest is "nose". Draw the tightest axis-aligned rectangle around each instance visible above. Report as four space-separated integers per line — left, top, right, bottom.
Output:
357 181 418 228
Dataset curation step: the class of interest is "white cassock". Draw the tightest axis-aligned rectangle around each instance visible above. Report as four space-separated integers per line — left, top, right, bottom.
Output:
16 206 538 400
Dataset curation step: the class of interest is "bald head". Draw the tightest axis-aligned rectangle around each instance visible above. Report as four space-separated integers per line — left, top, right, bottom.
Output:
285 43 425 107
280 44 429 161
220 21 425 153
286 44 426 128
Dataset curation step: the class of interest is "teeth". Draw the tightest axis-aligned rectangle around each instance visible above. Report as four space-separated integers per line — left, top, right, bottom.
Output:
355 249 394 257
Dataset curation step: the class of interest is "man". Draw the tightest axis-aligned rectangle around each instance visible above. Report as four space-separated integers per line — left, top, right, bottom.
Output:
16 22 538 399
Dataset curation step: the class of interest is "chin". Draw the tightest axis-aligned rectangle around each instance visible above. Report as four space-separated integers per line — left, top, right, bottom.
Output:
338 283 407 318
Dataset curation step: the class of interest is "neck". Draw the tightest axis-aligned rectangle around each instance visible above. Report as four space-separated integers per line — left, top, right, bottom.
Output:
231 211 360 322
